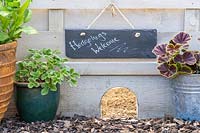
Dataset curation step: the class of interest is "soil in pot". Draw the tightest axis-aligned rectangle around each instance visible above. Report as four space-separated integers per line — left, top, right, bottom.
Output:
15 83 60 122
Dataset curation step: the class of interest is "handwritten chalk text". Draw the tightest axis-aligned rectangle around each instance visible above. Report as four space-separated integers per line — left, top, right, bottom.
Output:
91 38 119 54
69 32 107 51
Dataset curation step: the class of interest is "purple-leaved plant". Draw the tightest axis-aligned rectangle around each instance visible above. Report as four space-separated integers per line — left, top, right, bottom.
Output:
152 32 200 78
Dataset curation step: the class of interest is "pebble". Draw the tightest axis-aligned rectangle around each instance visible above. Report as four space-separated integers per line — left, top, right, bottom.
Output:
174 118 184 125
64 120 71 128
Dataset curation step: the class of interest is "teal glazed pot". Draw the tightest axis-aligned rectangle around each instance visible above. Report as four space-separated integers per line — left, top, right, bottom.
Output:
15 83 60 122
172 75 200 121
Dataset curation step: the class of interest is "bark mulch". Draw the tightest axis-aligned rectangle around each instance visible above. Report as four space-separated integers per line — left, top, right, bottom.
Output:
0 114 200 133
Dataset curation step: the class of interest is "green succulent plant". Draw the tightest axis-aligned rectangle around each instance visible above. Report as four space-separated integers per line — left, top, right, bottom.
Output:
0 0 37 44
15 48 80 95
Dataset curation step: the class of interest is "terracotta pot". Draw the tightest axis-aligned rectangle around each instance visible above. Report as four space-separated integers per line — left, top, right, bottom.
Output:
0 41 17 121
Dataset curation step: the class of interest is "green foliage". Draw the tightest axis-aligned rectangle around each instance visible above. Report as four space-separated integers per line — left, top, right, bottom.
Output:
15 48 80 95
0 0 37 44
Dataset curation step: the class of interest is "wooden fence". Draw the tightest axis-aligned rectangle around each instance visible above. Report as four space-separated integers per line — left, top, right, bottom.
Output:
6 0 200 118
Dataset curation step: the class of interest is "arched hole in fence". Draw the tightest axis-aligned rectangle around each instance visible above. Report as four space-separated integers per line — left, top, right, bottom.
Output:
101 87 138 119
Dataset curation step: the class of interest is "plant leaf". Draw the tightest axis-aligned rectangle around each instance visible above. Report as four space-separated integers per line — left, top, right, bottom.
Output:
28 83 34 88
18 0 32 16
179 65 193 74
0 11 10 17
183 52 196 65
50 85 57 91
41 87 49 95
24 9 32 23
166 43 181 54
152 44 167 56
0 32 9 42
20 26 38 34
173 32 191 45
157 63 177 78
174 52 196 65
157 55 169 63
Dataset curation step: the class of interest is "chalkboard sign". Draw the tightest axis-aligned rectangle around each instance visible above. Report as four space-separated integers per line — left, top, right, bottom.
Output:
65 29 157 58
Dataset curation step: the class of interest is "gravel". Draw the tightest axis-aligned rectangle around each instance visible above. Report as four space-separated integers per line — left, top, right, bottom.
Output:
1 114 200 133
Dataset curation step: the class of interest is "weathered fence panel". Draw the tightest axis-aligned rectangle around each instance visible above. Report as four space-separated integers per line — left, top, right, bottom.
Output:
6 1 200 118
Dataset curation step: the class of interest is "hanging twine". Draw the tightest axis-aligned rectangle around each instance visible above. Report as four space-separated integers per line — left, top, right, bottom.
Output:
87 3 135 29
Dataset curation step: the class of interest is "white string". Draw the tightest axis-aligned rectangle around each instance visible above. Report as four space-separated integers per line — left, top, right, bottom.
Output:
87 4 111 29
112 3 135 29
87 3 135 29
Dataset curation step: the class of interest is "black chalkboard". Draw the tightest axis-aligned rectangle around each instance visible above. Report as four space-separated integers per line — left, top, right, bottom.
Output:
65 29 157 58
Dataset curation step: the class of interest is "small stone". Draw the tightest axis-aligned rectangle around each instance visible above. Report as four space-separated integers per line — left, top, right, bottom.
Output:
193 122 199 127
146 121 152 126
91 128 95 132
170 128 178 133
54 127 59 132
164 114 173 122
126 124 133 129
174 118 184 125
127 119 138 123
165 123 177 127
121 128 130 133
64 120 71 128
192 130 200 133
41 123 46 127
47 126 52 129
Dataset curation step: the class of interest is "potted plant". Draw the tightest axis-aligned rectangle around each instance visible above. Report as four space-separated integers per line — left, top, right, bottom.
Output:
152 32 200 121
0 0 36 121
15 48 80 122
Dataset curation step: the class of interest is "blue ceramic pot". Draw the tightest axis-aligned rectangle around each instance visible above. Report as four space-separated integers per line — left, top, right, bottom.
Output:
15 83 60 122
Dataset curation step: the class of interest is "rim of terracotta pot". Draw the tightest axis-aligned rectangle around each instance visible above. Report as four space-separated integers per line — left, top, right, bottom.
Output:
0 41 17 51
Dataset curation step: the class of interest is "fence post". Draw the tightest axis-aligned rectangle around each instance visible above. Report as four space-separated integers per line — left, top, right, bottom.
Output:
49 9 64 32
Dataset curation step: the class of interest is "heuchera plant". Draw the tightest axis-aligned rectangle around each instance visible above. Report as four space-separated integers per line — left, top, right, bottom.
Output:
152 32 200 78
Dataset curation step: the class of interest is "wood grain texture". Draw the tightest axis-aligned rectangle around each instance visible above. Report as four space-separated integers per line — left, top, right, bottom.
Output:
58 76 173 119
184 9 200 31
17 31 65 60
64 9 184 32
28 0 200 9
17 31 200 60
7 76 172 119
66 62 158 75
49 10 64 31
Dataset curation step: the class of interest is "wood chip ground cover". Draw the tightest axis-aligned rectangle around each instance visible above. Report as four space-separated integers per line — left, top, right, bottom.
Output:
0 115 200 133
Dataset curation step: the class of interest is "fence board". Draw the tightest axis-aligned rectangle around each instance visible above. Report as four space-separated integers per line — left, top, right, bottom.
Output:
29 0 200 9
49 10 64 31
184 9 200 31
16 31 200 75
